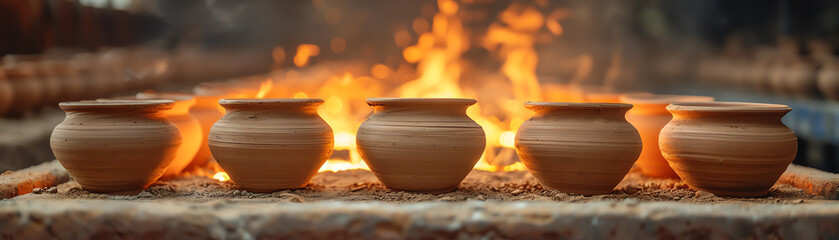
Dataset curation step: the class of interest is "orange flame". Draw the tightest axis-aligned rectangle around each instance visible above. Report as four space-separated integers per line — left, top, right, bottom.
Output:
255 79 274 99
213 172 230 181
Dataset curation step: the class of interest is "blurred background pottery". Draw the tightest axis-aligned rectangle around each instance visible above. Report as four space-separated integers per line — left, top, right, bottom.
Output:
621 94 714 178
3 63 43 117
50 100 181 194
209 99 333 193
356 98 486 193
659 102 798 197
515 102 641 195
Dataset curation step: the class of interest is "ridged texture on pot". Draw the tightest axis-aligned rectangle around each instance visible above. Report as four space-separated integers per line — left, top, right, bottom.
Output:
209 99 333 193
659 102 798 197
357 98 486 193
50 100 182 193
189 95 224 168
515 102 641 195
136 93 202 177
622 95 714 179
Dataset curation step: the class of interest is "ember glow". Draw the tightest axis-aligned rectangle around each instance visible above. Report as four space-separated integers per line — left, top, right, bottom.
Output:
213 172 230 182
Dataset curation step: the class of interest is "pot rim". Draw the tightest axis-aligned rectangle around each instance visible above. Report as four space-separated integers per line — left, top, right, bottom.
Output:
219 98 325 106
667 102 791 112
524 102 632 109
620 94 714 104
59 100 174 110
366 98 477 106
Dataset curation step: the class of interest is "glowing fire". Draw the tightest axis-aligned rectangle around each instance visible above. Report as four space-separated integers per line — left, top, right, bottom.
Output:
199 0 564 176
213 172 230 181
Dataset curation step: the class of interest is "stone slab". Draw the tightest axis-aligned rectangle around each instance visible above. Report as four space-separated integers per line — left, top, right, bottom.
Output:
0 200 837 239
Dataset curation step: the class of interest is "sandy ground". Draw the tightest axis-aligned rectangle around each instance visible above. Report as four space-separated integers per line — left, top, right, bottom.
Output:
14 167 827 204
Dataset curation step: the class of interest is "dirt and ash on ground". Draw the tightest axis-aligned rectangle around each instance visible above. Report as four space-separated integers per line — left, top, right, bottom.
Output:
14 167 828 204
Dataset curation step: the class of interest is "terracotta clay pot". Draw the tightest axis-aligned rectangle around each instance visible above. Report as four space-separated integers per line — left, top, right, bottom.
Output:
659 102 797 197
209 99 333 192
189 94 224 168
134 92 202 178
356 98 486 193
621 94 714 178
515 102 641 195
50 100 182 193
3 64 43 117
0 69 13 116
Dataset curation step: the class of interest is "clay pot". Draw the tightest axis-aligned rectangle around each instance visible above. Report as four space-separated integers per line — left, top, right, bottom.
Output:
50 100 182 193
189 94 224 168
817 63 839 101
0 69 13 116
620 94 714 178
209 99 333 192
659 102 797 197
515 102 641 195
356 98 486 193
3 64 43 117
134 92 202 178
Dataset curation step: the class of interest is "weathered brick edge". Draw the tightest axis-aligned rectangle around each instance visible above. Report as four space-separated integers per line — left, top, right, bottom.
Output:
779 164 839 200
0 200 837 239
0 160 69 199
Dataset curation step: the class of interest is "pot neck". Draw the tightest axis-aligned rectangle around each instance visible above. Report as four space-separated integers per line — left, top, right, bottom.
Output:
525 102 632 118
366 98 476 116
220 99 324 115
667 102 791 120
60 101 173 119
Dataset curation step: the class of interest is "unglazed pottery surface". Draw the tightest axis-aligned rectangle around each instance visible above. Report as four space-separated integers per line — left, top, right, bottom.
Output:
621 94 714 178
515 102 642 195
659 102 798 197
209 99 333 193
50 100 182 193
356 98 486 193
135 92 202 177
190 95 224 168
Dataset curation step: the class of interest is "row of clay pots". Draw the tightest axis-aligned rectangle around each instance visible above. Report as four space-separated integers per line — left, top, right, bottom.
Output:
698 56 834 99
50 96 797 197
50 88 225 193
0 50 172 117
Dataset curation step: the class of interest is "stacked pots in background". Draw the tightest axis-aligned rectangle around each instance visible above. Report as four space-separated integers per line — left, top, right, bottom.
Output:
135 92 203 178
50 100 182 194
0 68 13 116
621 94 715 178
660 102 798 197
209 99 333 193
357 98 486 193
189 93 225 168
515 102 642 195
3 63 43 117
